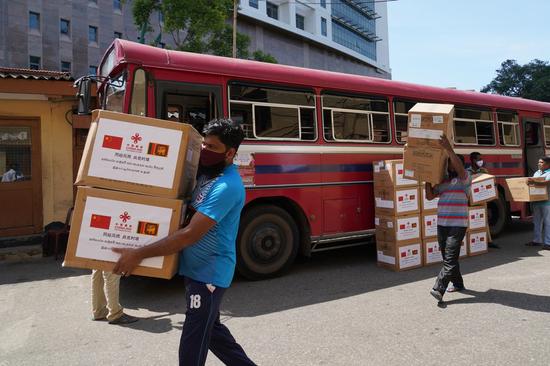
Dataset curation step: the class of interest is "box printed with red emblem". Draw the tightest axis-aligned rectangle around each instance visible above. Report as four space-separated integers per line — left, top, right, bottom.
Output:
423 239 442 265
468 206 487 230
75 110 202 199
469 174 497 205
63 187 185 279
375 214 421 245
374 186 420 216
373 159 419 189
468 229 489 256
421 212 438 238
376 240 422 271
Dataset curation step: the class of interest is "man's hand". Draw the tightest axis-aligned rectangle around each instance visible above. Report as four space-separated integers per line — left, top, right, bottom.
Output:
112 247 142 277
438 135 453 152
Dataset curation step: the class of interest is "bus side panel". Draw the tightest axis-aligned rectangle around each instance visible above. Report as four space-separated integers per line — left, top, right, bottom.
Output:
244 188 323 237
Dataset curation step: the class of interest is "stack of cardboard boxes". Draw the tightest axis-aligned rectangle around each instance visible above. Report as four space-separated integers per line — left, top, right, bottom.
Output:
373 159 422 271
465 175 498 256
63 110 202 279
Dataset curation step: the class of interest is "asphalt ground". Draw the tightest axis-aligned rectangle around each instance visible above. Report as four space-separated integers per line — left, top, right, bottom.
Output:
1 219 549 366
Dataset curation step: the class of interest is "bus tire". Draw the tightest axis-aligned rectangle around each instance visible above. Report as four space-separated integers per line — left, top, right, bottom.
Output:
487 192 509 237
237 205 299 280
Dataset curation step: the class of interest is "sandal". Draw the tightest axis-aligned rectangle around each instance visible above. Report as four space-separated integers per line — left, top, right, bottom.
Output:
525 241 542 246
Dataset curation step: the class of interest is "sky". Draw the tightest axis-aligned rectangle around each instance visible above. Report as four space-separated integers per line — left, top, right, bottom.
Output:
386 0 550 91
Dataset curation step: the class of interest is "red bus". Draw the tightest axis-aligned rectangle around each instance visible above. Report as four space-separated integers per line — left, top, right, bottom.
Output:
83 39 550 279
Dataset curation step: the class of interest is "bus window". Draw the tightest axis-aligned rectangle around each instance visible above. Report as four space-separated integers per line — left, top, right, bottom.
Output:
453 107 495 145
322 93 390 143
497 111 520 146
229 83 316 141
129 69 146 116
104 73 126 112
393 100 417 144
156 81 221 133
544 116 550 147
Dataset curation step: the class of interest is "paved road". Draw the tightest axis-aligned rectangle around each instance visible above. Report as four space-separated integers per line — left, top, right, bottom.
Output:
1 220 549 366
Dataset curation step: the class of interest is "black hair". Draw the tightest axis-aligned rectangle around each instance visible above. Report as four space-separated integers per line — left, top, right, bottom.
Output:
470 152 481 161
540 156 550 164
202 118 245 151
457 154 465 166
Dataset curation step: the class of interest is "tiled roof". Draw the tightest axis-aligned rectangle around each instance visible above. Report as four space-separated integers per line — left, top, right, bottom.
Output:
0 67 73 81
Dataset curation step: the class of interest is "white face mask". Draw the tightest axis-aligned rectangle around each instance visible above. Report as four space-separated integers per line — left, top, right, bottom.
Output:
476 160 484 168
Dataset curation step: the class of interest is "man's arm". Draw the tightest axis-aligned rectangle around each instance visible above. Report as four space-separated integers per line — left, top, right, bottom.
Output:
528 177 550 186
112 211 216 276
439 135 467 180
425 182 439 200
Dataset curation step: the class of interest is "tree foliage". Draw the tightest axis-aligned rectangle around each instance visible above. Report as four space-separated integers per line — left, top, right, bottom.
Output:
252 50 278 64
481 59 550 102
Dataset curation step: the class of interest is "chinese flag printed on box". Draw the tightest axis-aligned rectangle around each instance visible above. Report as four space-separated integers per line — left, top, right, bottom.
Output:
90 214 111 230
102 135 123 150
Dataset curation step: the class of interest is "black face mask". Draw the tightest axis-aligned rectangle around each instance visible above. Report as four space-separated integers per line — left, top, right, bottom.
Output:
198 160 226 179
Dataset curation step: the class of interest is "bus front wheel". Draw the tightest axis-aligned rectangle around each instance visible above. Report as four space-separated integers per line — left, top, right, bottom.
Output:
237 205 299 280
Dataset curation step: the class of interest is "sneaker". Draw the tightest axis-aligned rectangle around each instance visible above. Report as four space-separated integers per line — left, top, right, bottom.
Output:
430 289 443 302
525 241 542 246
542 245 550 251
108 313 139 325
447 285 466 293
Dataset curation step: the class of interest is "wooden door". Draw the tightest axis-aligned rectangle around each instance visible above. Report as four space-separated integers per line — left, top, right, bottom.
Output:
0 118 42 237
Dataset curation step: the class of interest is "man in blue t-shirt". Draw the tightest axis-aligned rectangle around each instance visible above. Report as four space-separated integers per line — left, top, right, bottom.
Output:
113 119 256 366
527 156 550 250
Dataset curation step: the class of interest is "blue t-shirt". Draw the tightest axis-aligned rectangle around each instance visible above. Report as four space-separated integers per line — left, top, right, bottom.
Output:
179 164 245 288
532 169 550 206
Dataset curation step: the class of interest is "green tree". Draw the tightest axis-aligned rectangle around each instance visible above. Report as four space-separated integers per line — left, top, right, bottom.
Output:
252 50 278 64
132 0 252 58
481 59 550 102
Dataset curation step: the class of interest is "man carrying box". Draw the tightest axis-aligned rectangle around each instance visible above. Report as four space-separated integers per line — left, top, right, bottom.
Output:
527 156 550 250
112 119 256 366
425 135 472 302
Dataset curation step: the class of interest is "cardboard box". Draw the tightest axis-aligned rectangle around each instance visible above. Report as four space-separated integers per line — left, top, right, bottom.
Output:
374 186 420 216
469 174 497 205
423 239 442 265
373 159 419 188
375 214 421 245
421 212 438 238
407 103 454 148
403 145 447 185
505 177 548 202
460 237 468 258
63 187 185 279
75 110 202 199
468 229 488 256
420 185 439 212
468 206 487 230
376 240 422 271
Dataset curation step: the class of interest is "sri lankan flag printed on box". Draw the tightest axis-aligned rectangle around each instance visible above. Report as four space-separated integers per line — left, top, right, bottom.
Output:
147 142 169 157
137 221 160 236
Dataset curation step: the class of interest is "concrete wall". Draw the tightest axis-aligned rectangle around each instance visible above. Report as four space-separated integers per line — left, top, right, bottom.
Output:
0 97 74 225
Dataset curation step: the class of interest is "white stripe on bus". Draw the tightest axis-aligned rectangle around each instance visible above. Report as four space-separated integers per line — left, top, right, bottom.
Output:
239 144 523 156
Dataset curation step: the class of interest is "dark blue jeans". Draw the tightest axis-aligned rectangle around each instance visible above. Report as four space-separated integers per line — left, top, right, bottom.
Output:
433 226 467 294
179 279 256 366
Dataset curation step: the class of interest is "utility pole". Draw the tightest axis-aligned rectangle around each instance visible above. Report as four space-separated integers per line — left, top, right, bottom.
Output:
232 0 238 58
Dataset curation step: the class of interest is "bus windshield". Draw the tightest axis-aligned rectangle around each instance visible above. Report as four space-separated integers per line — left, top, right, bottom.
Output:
104 73 126 112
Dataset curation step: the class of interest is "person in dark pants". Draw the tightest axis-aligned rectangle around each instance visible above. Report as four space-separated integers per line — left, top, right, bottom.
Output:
112 119 256 366
426 135 472 302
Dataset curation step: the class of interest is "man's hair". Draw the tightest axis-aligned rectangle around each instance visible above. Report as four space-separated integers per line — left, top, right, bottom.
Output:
202 118 245 151
457 154 465 166
470 152 481 161
540 156 550 164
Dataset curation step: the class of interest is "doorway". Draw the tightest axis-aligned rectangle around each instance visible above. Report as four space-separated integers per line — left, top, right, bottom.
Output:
523 119 544 176
0 118 42 237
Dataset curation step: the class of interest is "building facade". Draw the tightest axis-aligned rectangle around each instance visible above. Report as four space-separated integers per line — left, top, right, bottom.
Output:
1 0 390 79
238 0 391 78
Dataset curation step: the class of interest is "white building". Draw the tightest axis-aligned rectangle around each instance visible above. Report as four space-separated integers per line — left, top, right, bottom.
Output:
238 0 391 78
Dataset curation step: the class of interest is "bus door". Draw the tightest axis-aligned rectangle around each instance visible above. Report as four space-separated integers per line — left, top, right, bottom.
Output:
155 81 222 132
523 118 544 176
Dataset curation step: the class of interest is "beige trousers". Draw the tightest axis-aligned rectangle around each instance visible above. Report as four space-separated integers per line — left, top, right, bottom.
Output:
91 270 123 321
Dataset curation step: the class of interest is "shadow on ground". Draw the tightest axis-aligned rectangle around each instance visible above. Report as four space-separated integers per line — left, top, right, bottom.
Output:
1 220 543 320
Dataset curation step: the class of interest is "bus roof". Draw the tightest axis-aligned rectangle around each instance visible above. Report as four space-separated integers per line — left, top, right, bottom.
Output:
111 39 550 114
